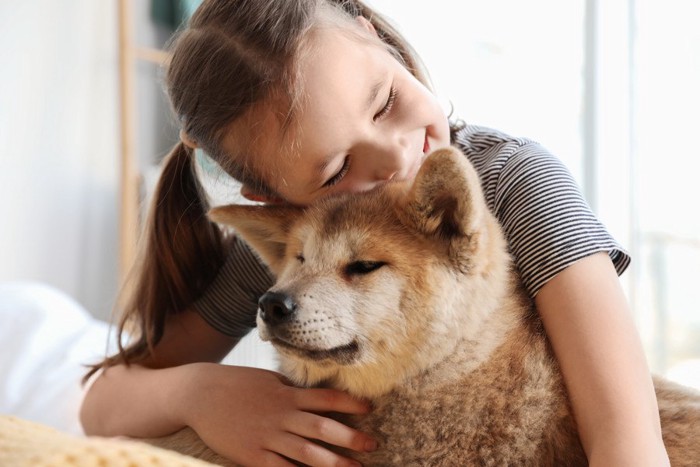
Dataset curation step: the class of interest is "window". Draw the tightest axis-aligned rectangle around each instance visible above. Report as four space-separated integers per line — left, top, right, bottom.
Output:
629 0 700 386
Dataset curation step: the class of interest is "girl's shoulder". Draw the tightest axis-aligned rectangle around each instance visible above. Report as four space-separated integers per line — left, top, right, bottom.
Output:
452 124 630 295
451 124 559 198
452 124 542 167
453 123 535 146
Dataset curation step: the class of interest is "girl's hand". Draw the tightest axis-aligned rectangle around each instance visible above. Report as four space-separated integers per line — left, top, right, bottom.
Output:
179 363 376 467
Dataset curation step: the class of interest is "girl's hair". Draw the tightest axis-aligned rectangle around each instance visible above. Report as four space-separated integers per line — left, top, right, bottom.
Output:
85 0 461 381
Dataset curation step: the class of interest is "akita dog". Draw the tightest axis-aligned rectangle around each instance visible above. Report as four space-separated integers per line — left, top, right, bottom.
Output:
157 147 700 466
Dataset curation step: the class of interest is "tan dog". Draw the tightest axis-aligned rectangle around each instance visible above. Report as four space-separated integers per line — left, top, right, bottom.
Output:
156 147 700 466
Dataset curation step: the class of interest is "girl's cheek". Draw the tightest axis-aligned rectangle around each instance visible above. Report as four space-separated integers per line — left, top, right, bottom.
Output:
405 91 434 125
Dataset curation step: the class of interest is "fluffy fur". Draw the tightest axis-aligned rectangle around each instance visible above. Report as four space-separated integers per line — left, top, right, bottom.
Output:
153 147 700 466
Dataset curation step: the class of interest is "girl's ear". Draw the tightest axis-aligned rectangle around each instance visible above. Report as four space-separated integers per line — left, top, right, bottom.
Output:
356 15 378 37
179 129 199 149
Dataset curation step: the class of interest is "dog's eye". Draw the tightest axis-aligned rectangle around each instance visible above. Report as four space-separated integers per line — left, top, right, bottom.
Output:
345 261 386 276
296 254 305 264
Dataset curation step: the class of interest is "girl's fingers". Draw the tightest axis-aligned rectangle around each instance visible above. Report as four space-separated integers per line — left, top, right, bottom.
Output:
285 410 378 455
271 431 361 467
293 387 372 415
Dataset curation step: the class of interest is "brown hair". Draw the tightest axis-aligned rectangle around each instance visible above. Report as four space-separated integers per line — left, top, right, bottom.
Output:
85 0 459 381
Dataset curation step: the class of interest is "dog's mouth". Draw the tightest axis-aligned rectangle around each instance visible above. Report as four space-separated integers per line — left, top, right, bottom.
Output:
271 338 360 365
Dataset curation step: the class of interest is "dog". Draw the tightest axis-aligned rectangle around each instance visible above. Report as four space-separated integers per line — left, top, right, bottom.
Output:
153 147 700 465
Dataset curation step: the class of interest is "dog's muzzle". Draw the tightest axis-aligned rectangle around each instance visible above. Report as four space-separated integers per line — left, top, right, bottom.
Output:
257 290 360 364
258 291 297 326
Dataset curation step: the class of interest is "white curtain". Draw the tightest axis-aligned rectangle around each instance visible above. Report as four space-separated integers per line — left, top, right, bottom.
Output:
0 1 119 321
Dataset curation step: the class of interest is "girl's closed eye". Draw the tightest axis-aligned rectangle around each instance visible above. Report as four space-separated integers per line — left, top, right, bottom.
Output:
324 156 351 187
373 86 397 121
323 86 398 188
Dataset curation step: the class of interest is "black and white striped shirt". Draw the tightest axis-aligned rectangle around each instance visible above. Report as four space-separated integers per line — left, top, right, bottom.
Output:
195 124 630 338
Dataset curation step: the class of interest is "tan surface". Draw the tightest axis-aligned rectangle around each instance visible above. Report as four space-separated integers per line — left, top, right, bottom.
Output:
0 415 216 467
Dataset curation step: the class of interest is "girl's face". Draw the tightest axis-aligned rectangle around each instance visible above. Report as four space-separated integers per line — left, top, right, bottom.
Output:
237 20 450 206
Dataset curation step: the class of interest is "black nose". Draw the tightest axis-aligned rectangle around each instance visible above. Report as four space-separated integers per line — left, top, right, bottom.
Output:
258 291 297 325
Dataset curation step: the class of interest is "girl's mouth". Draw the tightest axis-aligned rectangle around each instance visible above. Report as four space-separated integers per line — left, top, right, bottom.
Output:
423 134 430 153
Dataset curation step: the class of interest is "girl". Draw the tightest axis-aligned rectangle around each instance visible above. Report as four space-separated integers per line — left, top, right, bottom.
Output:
81 1 670 466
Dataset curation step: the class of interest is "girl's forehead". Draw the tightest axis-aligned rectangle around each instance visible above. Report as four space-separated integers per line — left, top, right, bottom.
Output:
244 32 381 147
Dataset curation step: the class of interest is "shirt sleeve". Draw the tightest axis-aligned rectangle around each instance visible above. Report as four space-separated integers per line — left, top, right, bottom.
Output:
491 141 630 297
192 235 274 338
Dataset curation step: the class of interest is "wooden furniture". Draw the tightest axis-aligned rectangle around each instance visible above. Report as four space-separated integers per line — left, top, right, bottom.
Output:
117 0 171 281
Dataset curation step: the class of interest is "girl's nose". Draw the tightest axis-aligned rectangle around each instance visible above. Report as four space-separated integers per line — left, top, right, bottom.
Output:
373 142 408 181
376 166 398 181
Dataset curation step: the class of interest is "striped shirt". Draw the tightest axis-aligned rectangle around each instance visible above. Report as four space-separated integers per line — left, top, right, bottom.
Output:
194 124 630 337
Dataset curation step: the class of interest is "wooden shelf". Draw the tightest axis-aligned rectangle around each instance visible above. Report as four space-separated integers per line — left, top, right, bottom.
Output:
117 0 172 282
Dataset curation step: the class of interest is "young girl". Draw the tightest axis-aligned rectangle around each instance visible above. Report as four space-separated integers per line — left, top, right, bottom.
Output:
81 1 670 465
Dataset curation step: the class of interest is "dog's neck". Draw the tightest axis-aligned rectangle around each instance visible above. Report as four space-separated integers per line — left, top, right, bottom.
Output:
299 292 523 400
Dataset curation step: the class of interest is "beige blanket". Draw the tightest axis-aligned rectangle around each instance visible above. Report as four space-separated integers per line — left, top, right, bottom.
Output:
0 415 216 467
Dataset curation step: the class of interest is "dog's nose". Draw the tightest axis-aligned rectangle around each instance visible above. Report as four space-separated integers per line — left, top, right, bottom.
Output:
258 291 297 325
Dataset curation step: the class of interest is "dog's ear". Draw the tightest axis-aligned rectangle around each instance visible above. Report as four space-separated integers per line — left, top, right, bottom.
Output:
208 204 303 273
401 147 487 272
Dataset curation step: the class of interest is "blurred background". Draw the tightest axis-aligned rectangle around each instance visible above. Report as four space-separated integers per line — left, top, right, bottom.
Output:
1 0 699 387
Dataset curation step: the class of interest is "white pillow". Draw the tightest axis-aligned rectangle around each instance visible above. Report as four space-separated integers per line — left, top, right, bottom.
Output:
0 281 117 435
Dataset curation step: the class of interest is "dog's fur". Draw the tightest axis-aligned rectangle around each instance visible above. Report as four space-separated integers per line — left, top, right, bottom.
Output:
153 147 700 466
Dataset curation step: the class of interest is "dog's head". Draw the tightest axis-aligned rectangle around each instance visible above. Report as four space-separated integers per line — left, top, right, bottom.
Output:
209 147 512 397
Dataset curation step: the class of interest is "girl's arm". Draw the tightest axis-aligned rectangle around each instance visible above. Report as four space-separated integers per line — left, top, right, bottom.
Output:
79 307 238 436
536 251 670 466
80 308 375 467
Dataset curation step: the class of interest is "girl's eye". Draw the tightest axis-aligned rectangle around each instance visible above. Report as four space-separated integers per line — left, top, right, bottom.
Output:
373 86 397 121
324 156 351 187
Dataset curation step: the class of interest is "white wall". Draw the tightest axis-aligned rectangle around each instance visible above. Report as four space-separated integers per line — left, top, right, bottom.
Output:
0 1 120 320
366 0 585 180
